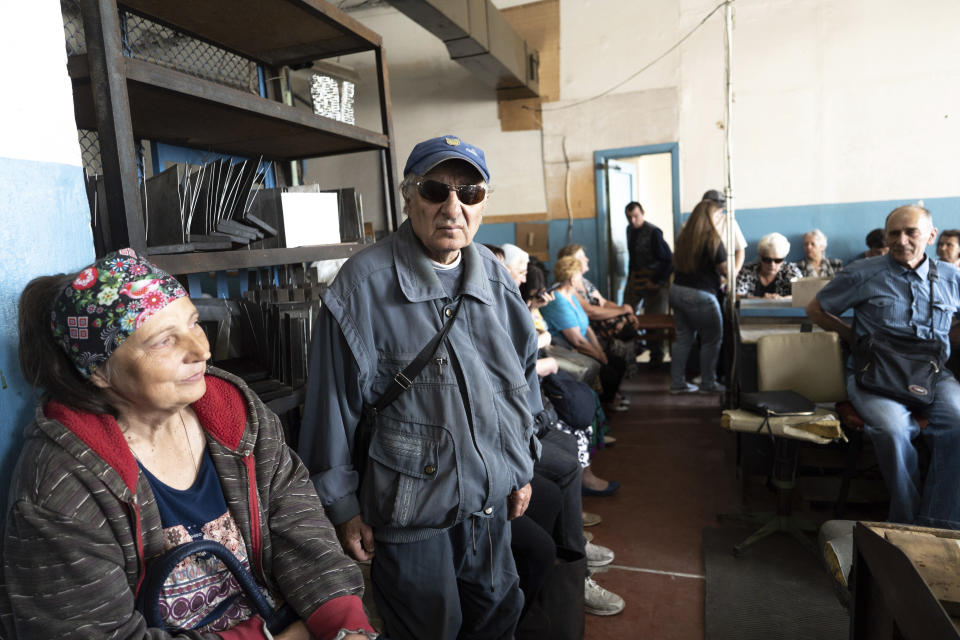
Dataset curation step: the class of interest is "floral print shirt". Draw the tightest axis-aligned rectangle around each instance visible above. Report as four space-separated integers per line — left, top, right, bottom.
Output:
794 256 843 278
735 261 803 297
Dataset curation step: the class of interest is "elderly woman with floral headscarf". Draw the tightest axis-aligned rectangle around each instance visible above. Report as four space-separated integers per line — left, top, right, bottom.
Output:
0 249 377 640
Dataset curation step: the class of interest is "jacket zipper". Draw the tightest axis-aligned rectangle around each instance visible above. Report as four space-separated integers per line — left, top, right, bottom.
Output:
243 454 265 582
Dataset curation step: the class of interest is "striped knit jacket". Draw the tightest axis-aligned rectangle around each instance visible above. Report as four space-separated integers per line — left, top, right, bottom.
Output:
0 367 372 639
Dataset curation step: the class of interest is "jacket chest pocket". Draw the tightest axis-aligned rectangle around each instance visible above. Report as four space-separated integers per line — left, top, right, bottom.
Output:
361 414 460 530
932 302 955 333
865 295 897 322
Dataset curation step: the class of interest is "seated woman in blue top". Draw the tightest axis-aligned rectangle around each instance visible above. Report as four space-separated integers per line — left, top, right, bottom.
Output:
541 256 625 406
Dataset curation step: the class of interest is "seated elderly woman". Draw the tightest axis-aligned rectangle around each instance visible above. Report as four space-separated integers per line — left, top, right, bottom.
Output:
501 242 530 287
540 256 626 408
0 250 376 640
795 228 843 277
498 244 601 385
735 232 803 299
557 244 640 367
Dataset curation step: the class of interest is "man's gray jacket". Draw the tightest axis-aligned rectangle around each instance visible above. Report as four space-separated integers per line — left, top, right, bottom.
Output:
299 220 543 543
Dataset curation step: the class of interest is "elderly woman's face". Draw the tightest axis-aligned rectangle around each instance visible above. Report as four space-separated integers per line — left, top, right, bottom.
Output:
91 297 210 413
803 234 823 261
575 249 589 274
759 251 786 278
507 258 529 286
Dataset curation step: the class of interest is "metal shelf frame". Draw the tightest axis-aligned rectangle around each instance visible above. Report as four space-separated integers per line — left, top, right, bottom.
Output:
77 0 400 258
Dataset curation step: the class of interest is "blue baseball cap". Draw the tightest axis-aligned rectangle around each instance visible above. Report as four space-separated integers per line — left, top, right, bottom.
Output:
403 135 490 182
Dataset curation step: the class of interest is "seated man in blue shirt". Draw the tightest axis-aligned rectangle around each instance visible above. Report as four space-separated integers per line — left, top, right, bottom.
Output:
807 205 960 529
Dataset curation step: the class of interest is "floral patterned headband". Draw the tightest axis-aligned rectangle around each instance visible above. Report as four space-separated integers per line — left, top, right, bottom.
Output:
51 248 187 379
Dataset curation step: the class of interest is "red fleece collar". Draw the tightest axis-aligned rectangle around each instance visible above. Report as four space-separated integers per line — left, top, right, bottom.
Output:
44 375 248 495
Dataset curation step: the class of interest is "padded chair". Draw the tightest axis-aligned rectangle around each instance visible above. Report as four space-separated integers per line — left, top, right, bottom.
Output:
757 332 927 519
723 331 847 554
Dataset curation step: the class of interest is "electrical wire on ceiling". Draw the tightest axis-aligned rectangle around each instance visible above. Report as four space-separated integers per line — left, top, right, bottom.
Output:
525 0 731 114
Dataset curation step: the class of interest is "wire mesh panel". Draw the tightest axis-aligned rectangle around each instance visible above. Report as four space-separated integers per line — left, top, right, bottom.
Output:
60 0 259 94
61 0 85 55
78 129 102 176
121 13 260 94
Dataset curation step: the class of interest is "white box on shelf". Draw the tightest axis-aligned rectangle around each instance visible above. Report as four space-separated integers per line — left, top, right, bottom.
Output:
280 191 340 247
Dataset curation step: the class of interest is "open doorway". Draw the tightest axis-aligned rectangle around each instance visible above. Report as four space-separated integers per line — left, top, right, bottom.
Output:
594 143 679 302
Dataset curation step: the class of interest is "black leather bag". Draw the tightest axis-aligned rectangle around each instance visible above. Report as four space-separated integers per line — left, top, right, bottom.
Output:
853 331 944 409
739 390 815 416
851 259 945 410
540 371 597 428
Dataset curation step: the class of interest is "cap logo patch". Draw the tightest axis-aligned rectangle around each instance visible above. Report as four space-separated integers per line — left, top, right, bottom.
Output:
445 137 461 146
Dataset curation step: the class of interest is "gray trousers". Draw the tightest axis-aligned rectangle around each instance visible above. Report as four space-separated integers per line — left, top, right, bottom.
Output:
371 507 523 640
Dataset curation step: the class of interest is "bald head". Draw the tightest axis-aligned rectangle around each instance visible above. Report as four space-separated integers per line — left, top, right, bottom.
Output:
885 204 931 227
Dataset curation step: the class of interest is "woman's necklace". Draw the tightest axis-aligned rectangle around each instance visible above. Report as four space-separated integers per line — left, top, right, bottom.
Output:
179 409 201 477
122 412 200 478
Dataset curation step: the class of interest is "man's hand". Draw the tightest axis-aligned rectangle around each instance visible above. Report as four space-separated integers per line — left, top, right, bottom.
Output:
335 514 375 562
508 483 532 520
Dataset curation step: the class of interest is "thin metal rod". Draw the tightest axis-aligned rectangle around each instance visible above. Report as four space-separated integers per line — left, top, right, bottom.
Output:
723 0 737 405
724 0 736 318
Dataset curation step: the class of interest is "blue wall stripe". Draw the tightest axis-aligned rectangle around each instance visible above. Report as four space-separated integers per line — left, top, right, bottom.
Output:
0 156 93 514
475 195 960 294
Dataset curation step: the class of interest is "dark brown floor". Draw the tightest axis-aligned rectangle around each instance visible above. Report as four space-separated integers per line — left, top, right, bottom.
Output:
583 368 740 640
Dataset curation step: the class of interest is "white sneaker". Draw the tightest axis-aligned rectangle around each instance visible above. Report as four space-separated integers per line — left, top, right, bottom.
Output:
585 541 614 567
584 577 625 616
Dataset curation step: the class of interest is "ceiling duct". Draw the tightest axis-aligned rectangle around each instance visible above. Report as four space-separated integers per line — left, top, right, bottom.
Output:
382 0 539 98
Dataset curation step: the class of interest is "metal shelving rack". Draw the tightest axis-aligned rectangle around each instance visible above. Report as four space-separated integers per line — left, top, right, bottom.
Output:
71 0 400 269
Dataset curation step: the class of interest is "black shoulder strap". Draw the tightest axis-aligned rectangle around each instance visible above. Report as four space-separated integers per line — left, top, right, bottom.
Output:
372 297 463 413
927 257 938 331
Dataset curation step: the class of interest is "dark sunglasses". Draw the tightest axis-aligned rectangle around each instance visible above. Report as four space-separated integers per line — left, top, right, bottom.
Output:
760 256 785 264
416 179 487 205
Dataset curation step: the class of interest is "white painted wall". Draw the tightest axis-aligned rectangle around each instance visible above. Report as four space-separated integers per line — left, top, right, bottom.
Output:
634 153 675 247
0 3 83 167
679 0 960 210
320 0 959 223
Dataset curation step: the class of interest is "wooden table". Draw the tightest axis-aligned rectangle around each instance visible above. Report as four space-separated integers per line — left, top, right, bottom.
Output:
851 522 960 639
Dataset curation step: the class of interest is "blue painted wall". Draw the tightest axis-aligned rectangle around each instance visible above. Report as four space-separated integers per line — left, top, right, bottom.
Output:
733 196 960 263
0 157 94 513
476 195 960 295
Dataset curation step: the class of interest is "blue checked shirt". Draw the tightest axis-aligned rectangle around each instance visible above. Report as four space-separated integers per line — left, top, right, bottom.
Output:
817 254 960 359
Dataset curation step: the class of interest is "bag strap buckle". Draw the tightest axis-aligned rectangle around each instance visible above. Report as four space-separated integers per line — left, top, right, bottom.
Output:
394 371 413 389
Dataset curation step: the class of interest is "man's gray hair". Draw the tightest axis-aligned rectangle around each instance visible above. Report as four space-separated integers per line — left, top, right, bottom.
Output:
804 228 828 250
757 232 790 259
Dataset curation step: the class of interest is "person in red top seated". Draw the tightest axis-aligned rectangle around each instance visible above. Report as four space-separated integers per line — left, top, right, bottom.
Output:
0 249 377 640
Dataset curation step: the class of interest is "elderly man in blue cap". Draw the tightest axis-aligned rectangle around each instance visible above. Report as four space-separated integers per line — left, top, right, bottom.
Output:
299 135 542 639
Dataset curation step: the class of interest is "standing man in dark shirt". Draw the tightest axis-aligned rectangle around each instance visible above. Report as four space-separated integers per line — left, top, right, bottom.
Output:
624 201 673 365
